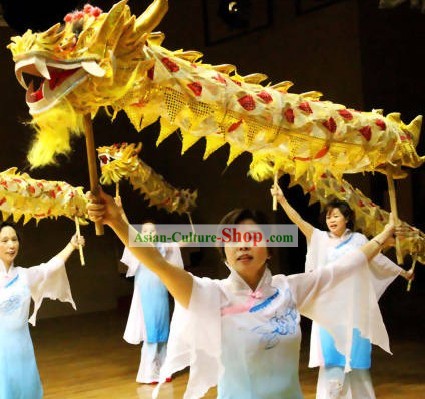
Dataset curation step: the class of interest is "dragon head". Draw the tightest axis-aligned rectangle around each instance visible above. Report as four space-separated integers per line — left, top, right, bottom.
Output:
8 0 168 166
98 142 142 185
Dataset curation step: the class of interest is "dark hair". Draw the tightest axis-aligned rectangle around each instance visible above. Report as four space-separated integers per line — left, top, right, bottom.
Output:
319 198 354 230
0 221 21 243
141 218 156 225
217 208 270 259
140 219 157 231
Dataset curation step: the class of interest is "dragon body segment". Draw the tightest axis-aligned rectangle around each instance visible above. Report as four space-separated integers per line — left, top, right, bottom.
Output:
7 0 423 181
0 168 87 224
98 142 197 214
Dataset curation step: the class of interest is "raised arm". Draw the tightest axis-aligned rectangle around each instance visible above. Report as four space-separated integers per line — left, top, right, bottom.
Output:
54 233 85 264
114 195 129 224
87 188 193 308
365 216 414 282
360 213 397 261
271 183 314 241
289 213 399 307
399 267 414 281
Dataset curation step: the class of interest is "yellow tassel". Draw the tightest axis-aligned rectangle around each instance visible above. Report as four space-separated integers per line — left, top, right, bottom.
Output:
27 101 84 167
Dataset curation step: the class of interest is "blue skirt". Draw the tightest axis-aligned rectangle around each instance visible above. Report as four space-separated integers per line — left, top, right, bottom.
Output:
136 266 170 343
320 327 371 369
0 325 43 399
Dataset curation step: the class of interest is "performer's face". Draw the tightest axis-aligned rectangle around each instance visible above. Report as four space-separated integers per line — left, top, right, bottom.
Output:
141 222 157 238
0 226 20 268
326 207 347 237
224 219 269 282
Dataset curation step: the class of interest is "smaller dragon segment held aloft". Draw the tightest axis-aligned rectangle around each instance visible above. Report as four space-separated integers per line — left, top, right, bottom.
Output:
98 142 197 215
0 167 87 224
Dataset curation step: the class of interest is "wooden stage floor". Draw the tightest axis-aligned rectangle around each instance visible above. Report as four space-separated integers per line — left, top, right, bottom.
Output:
31 310 425 398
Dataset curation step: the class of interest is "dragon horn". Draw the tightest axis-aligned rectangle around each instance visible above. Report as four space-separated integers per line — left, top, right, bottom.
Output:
135 0 168 35
406 114 423 146
91 0 129 56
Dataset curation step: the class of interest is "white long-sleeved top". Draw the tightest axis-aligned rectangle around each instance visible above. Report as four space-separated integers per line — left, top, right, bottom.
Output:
153 249 391 399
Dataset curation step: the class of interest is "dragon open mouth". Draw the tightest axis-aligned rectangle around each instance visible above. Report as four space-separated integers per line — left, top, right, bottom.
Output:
15 55 105 114
98 153 112 166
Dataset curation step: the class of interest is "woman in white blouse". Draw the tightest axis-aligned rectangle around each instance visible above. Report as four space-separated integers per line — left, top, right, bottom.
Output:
87 188 400 399
0 222 84 399
272 183 413 399
120 220 183 384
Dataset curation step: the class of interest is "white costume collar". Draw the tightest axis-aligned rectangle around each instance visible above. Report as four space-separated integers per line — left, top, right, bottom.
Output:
0 260 17 287
328 228 352 240
0 259 15 275
225 266 274 297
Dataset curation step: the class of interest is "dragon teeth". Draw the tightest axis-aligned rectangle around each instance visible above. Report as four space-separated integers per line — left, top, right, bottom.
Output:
82 61 105 77
15 69 28 90
34 57 51 80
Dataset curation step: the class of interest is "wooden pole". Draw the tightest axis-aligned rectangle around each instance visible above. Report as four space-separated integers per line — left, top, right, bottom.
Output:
273 172 278 211
74 216 85 266
187 212 195 235
386 173 403 264
83 114 104 235
407 259 416 292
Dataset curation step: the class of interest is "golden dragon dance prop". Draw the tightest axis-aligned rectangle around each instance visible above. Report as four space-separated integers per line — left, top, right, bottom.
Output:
7 0 423 179
98 142 197 214
6 0 424 261
0 168 87 224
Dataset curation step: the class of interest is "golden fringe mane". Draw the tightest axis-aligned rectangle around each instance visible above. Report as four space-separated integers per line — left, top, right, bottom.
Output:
28 101 84 168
